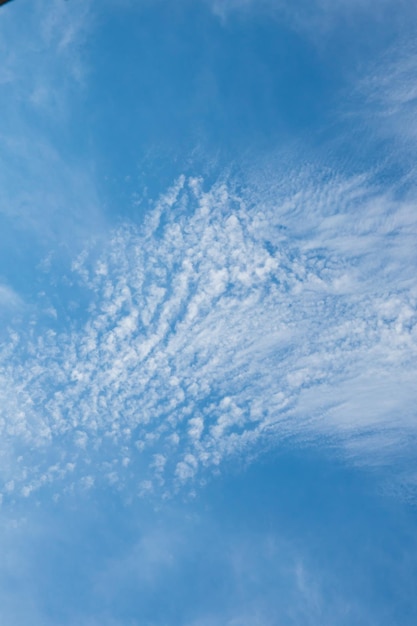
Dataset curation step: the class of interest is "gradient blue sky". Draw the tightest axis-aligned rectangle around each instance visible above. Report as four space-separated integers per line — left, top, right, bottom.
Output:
1 0 417 624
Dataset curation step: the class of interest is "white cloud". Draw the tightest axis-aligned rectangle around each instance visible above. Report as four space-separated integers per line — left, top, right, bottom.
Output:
0 164 415 499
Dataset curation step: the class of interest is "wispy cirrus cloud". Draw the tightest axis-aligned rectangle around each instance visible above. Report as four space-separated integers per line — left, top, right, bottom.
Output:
0 164 416 500
0 0 92 113
355 43 417 158
207 0 417 34
0 0 99 241
0 0 103 312
0 284 21 309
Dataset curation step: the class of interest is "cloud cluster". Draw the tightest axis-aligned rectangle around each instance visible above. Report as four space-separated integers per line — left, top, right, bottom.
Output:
0 167 416 500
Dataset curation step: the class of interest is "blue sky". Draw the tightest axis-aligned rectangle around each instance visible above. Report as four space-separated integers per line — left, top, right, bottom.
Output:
1 0 417 624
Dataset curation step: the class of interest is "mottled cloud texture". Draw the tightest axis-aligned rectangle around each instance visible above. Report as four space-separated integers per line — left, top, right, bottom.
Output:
1 166 416 500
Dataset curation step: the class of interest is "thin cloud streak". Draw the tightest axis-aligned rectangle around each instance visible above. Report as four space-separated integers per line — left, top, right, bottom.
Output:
207 0 416 34
355 43 417 156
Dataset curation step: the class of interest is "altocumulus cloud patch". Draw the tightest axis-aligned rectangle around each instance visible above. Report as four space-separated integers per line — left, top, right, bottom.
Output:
0 167 416 501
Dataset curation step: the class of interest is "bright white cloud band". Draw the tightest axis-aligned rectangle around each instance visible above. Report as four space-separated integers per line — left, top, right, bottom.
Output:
1 170 416 499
